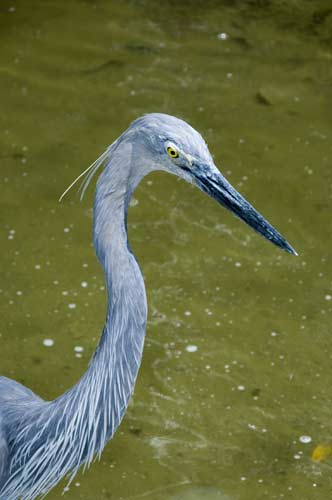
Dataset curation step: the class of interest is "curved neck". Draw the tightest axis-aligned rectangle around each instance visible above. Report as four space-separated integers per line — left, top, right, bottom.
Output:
55 140 148 468
80 138 148 444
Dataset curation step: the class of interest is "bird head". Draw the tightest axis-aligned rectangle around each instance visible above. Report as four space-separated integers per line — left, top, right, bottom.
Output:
131 113 297 255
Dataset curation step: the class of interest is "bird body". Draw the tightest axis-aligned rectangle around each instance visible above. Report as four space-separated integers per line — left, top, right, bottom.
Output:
0 114 296 499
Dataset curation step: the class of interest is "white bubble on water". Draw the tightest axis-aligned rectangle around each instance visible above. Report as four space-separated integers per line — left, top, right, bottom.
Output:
129 198 139 207
299 435 312 444
43 338 54 347
186 345 198 353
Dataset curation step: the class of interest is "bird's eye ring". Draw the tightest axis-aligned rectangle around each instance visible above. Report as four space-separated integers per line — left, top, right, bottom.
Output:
167 146 179 159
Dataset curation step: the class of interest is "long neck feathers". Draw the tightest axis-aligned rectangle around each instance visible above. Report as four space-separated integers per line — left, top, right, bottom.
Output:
58 140 148 462
1 139 148 499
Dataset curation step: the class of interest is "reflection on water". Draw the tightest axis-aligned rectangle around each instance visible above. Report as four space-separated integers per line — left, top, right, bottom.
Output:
0 0 332 499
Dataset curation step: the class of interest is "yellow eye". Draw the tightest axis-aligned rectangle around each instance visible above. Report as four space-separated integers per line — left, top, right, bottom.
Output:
167 146 179 159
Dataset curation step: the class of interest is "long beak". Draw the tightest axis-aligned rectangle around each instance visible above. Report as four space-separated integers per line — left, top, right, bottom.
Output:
193 165 297 255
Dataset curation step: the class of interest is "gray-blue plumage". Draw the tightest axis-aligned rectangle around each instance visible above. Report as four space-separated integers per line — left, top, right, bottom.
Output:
0 113 296 499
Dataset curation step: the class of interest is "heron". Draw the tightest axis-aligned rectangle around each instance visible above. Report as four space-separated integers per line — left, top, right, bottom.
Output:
0 113 296 499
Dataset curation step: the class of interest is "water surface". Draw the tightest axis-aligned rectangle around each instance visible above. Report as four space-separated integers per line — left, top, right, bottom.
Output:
0 1 332 499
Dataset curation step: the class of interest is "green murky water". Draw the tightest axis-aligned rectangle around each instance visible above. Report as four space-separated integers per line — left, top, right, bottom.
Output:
1 1 332 499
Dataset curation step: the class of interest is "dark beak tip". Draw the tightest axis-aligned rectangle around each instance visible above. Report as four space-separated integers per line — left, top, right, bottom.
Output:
283 242 298 256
